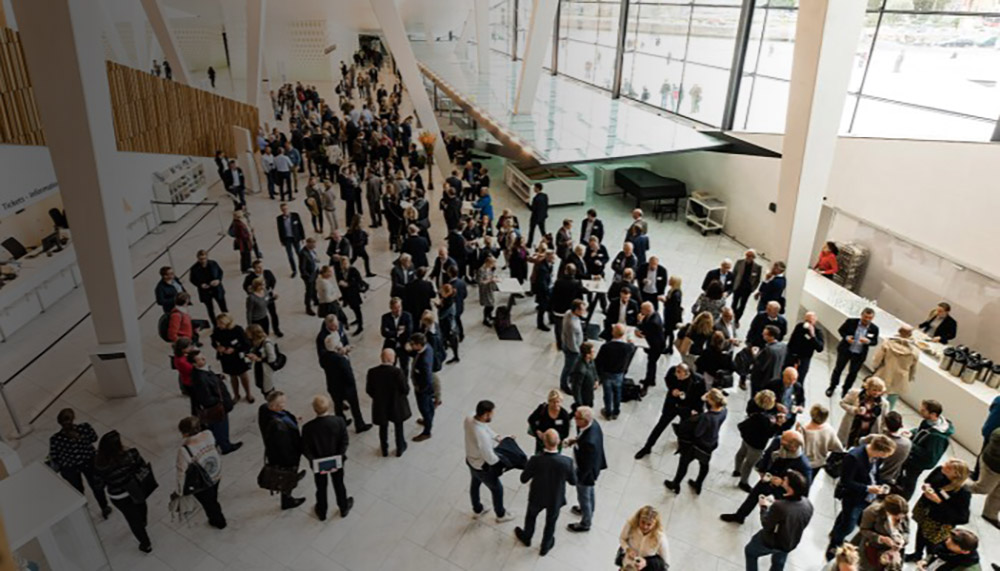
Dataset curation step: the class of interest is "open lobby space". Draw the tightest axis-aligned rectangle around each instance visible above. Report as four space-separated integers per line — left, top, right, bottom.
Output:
0 1 998 570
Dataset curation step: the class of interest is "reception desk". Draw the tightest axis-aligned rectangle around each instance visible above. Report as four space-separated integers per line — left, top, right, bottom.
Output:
0 244 79 341
802 271 996 451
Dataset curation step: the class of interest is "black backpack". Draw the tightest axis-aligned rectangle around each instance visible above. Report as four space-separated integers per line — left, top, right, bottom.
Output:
158 312 172 342
621 379 643 402
494 306 511 332
181 445 214 495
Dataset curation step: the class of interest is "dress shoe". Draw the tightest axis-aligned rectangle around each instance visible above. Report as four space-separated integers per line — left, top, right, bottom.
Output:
413 433 431 442
538 325 551 332
567 523 589 532
634 448 651 460
687 479 702 495
731 470 740 478
738 482 753 494
274 330 285 338
446 357 460 364
222 442 243 455
514 527 531 547
306 308 316 316
366 273 377 278
381 446 389 457
416 418 425 426
540 540 554 556
396 443 407 457
663 480 679 493
281 497 306 510
356 423 373 434
720 513 745 524
571 506 582 515
139 543 153 554
343 417 353 427
341 497 354 517
291 271 297 278
825 387 835 398
314 506 327 521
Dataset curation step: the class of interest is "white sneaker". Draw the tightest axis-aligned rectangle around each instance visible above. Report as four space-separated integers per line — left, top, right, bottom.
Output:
495 511 516 524
472 506 492 519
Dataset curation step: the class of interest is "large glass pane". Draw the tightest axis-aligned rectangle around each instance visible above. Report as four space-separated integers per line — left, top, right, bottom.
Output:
622 51 686 111
625 3 691 60
516 0 533 58
677 63 731 124
556 0 622 91
860 13 1000 121
686 6 741 69
849 98 996 141
490 0 512 54
755 8 797 80
743 75 791 132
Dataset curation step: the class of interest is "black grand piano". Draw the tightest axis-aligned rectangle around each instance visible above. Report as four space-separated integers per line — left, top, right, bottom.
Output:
614 168 688 221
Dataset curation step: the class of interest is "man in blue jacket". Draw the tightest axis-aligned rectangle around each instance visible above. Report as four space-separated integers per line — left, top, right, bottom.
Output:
408 333 435 442
721 430 812 525
825 434 898 560
566 406 606 532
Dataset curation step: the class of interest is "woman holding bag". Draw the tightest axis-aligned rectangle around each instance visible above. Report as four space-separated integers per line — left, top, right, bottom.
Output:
176 416 226 529
906 459 972 563
95 431 154 553
247 324 280 397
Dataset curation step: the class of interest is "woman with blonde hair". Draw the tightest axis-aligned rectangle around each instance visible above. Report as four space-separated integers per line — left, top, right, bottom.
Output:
798 404 844 469
618 505 669 571
906 458 972 563
823 544 860 571
246 324 279 396
526 389 572 454
732 389 780 492
245 277 271 334
210 313 253 403
838 376 889 446
664 388 728 495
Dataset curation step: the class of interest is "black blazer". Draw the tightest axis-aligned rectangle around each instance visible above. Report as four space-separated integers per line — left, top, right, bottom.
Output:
401 236 430 268
520 452 577 510
663 289 683 326
365 364 412 425
747 312 789 348
189 260 225 303
326 237 352 263
155 278 185 312
243 269 277 294
559 253 587 279
390 264 415 299
611 252 638 279
836 318 880 357
837 445 882 503
530 192 549 222
223 167 245 190
574 421 607 486
299 247 319 280
786 322 825 361
430 256 457 287
638 312 666 351
637 263 668 296
603 298 639 334
595 340 634 374
583 245 610 278
403 279 435 319
702 268 735 293
579 218 604 244
276 213 306 245
918 315 957 345
550 277 587 314
260 409 303 468
380 311 413 348
447 231 468 263
301 415 349 463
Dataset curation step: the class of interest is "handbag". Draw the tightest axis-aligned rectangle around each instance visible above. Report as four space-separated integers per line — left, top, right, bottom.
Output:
257 463 300 494
125 458 159 504
198 375 230 425
182 445 215 496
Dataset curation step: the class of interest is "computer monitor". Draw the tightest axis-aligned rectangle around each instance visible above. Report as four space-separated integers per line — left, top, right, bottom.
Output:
42 232 62 255
1 237 28 260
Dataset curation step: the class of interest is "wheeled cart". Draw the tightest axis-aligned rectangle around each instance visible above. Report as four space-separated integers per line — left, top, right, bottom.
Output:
685 192 727 236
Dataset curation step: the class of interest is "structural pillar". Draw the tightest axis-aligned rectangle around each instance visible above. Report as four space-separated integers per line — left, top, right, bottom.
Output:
99 0 131 66
140 0 191 84
13 0 144 397
513 0 558 115
246 0 265 108
474 0 490 74
775 0 867 319
370 0 452 176
131 1 149 72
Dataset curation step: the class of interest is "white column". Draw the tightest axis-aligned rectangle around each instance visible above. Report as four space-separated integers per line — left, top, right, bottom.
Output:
369 0 452 176
246 0 265 108
13 0 144 397
139 0 190 84
474 0 490 73
775 0 867 319
513 0 558 115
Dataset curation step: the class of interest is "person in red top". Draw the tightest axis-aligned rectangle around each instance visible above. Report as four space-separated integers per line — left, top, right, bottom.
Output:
168 292 195 342
172 338 196 412
813 241 839 279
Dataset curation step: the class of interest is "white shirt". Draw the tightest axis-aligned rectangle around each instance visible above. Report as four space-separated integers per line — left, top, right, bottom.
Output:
261 154 275 173
464 416 500 470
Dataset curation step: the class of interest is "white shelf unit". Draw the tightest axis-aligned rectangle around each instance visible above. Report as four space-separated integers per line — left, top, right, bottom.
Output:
152 157 208 222
685 192 727 236
503 161 587 206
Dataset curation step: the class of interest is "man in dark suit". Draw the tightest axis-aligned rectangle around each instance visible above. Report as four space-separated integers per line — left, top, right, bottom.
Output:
223 159 246 208
188 250 227 325
610 242 638 282
445 170 464 195
749 325 788 394
301 393 353 520
527 182 549 247
380 297 413 374
447 266 469 341
515 429 577 556
155 266 186 313
316 315 372 433
602 288 639 340
720 430 812 525
825 435 897 560
826 308 880 398
596 324 634 420
299 237 320 315
258 391 306 510
636 256 668 311
579 209 604 245
243 259 284 337
731 250 762 324
634 364 707 459
558 244 587 280
550 264 588 350
366 349 411 457
566 407 606 532
326 230 352 266
429 246 457 289
702 258 735 294
408 333 435 442
401 225 430 269
747 301 789 348
447 223 469 278
276 203 306 277
785 312 824 386
635 301 666 392
403 267 435 320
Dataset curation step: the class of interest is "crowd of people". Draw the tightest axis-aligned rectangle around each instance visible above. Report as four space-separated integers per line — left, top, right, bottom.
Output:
45 46 1000 571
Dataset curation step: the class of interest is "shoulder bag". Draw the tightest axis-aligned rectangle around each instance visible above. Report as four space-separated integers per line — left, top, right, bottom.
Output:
125 454 159 504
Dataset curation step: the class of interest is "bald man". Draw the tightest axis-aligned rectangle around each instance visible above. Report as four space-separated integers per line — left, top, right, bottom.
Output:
636 301 666 391
365 348 411 457
785 312 825 385
721 430 812 525
515 429 577 556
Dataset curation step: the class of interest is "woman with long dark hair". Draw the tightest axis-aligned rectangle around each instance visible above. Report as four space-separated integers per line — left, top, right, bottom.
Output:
211 313 253 404
663 388 728 496
49 408 112 519
95 431 153 553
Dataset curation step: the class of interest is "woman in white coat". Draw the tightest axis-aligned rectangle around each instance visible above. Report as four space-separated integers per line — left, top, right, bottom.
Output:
871 325 920 410
838 376 889 448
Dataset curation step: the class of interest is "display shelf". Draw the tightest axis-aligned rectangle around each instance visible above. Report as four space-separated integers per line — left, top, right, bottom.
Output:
685 192 727 236
152 157 208 222
502 161 587 206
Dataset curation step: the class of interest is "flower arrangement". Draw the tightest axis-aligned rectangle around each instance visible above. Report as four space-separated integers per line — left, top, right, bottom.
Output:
417 131 436 155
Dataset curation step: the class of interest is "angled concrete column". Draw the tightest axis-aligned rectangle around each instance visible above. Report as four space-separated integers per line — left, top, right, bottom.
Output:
513 0 558 115
246 0 265 108
775 0 866 319
131 1 149 72
13 0 144 397
140 0 190 84
370 0 451 175
474 0 490 73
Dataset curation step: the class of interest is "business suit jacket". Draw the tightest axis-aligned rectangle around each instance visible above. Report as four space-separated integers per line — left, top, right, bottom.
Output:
603 298 639 334
836 318 880 359
189 260 225 303
430 256 457 288
733 259 762 292
550 277 587 314
223 167 245 190
243 269 277 294
918 315 957 344
786 322 825 361
702 268 735 293
403 279 435 320
637 263 668 296
299 247 319 281
365 364 412 425
837 445 882 503
390 263 415 299
611 252 638 280
579 217 604 244
574 421 607 486
401 235 430 268
520 451 577 510
276 213 306 245
750 341 788 391
638 312 666 351
714 318 738 343
260 409 303 468
326 236 352 263
747 312 789 348
380 311 414 350
607 281 640 304
447 231 468 264
155 278 185 312
559 253 587 279
583 245 610 279
530 192 549 222
301 415 349 463
627 233 650 267
445 175 463 194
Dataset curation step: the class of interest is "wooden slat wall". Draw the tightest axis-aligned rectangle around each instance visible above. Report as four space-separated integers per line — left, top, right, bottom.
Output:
0 27 45 146
106 61 259 158
0 27 258 158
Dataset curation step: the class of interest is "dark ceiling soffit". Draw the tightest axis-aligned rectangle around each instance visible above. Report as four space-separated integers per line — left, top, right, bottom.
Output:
699 131 783 158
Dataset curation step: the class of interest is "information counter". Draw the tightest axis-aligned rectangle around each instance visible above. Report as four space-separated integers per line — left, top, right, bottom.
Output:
802 271 996 451
0 244 79 341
